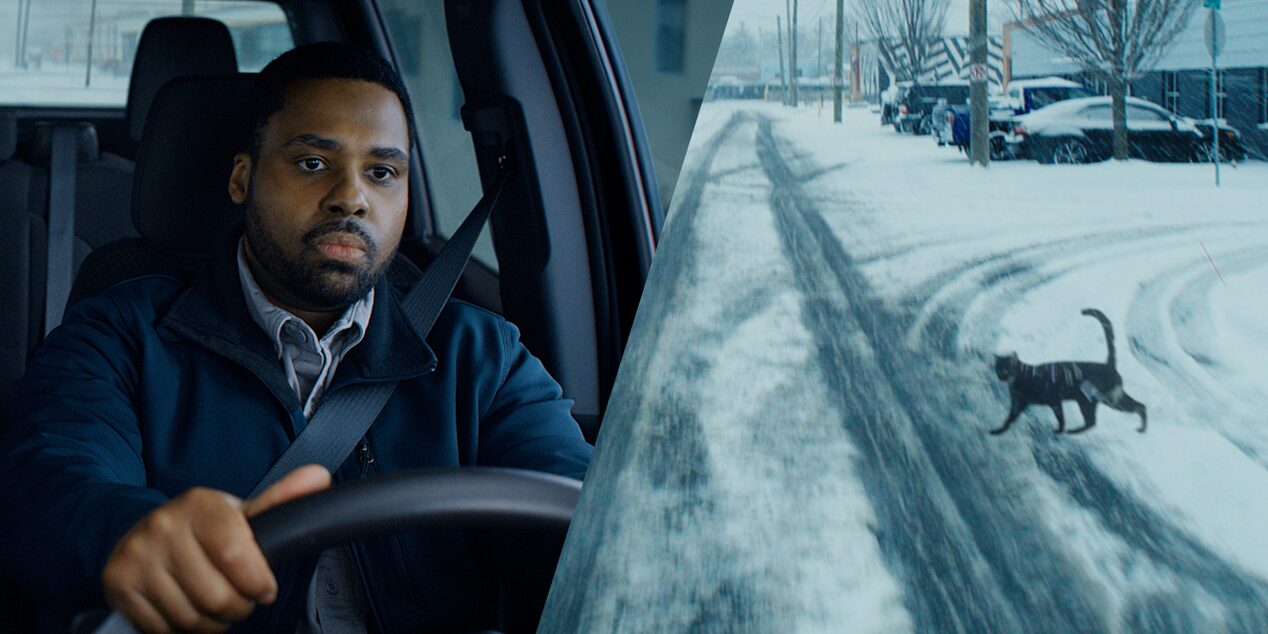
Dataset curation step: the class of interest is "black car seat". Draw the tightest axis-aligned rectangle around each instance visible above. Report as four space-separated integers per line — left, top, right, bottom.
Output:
69 74 256 305
117 17 239 161
61 17 239 296
0 18 239 403
49 16 237 275
0 112 47 411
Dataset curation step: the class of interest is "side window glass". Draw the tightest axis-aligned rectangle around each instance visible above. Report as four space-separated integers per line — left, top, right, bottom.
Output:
1081 105 1112 121
1 1 291 107
1127 105 1165 122
378 1 496 271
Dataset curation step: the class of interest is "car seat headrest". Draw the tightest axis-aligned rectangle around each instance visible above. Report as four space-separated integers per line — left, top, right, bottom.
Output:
0 112 15 160
133 74 253 256
29 122 100 163
126 17 238 150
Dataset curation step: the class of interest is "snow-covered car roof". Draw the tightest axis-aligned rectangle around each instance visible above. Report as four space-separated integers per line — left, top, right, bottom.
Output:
1015 96 1172 123
1013 95 1201 134
1006 77 1083 90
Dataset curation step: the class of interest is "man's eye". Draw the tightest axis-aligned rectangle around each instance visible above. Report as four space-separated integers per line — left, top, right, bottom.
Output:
368 166 397 182
296 157 327 172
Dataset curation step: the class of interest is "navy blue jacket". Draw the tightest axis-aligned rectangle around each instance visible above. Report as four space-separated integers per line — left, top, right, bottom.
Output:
0 246 592 632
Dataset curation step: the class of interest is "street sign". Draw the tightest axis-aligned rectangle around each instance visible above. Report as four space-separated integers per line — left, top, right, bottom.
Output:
969 64 988 82
1203 0 1220 9
1205 11 1226 57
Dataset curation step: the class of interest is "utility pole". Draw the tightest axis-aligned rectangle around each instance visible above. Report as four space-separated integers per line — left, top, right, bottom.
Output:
13 0 23 69
817 18 823 78
17 0 33 69
85 0 99 87
784 0 792 104
777 16 787 105
791 0 799 106
758 26 764 98
852 22 862 102
834 0 844 122
969 0 989 165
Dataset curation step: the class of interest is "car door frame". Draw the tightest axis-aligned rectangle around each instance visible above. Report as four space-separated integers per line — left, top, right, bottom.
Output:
355 0 659 438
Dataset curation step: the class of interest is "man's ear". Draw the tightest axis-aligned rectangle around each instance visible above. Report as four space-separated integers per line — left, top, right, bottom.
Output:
228 152 252 204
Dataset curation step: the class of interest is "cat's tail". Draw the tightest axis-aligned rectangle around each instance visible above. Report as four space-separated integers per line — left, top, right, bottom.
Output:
1082 308 1115 367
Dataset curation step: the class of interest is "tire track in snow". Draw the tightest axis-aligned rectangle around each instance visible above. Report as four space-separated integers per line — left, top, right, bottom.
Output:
1127 244 1268 468
543 112 775 633
901 223 1255 357
757 114 1112 633
762 112 1268 632
923 219 1268 630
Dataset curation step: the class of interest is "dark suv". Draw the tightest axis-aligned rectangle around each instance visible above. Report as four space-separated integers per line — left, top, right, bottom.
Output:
893 81 971 135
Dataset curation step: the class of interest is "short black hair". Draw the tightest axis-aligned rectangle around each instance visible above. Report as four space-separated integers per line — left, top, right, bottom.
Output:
245 42 416 157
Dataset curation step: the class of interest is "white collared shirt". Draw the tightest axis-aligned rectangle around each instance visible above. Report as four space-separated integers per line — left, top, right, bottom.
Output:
236 239 374 419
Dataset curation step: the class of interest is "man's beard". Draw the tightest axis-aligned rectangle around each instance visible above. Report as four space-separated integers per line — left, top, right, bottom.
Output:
243 196 386 310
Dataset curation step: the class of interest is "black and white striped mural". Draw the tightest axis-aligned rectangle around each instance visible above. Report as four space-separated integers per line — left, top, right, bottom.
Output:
863 35 1005 95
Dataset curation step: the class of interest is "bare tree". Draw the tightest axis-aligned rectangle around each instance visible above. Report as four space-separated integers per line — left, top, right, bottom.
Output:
714 23 759 72
853 0 952 83
1011 0 1198 160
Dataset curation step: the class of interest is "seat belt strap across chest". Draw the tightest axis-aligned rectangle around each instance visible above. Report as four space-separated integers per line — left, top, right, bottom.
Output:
45 125 80 335
247 166 510 499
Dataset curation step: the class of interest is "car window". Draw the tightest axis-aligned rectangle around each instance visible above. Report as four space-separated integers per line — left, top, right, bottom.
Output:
377 0 495 270
1030 87 1086 109
1 0 291 107
1127 104 1166 122
1080 104 1112 121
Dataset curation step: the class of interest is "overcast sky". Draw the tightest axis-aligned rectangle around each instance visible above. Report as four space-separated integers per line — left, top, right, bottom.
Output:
724 0 1009 38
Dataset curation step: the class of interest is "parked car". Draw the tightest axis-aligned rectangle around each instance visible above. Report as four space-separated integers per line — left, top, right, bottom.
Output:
880 81 913 127
1191 119 1248 163
893 81 969 135
1011 96 1206 164
939 97 1021 158
945 77 1095 159
999 77 1096 114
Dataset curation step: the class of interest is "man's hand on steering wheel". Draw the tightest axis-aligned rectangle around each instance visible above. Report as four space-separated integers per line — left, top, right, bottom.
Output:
100 466 331 634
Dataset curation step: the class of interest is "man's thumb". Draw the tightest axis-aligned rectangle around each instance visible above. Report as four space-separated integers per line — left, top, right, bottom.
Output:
242 464 332 518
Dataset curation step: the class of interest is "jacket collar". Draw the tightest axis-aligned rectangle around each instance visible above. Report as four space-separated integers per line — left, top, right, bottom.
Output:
159 239 437 409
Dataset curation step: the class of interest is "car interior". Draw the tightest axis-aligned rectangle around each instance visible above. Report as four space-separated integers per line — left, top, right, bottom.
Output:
1 0 661 628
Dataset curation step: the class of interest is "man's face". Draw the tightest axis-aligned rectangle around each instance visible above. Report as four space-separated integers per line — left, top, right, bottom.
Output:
229 78 410 312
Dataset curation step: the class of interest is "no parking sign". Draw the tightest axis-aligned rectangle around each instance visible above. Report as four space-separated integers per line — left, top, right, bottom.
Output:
969 64 988 83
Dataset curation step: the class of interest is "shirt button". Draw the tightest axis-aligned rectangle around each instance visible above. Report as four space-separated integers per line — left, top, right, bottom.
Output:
326 582 339 595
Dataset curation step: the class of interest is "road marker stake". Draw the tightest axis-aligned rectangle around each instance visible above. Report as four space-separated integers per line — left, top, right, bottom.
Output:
1199 240 1227 286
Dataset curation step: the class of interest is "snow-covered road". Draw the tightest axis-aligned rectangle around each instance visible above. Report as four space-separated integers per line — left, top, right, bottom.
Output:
542 101 1268 633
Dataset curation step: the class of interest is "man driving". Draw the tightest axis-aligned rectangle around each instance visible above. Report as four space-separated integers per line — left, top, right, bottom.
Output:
0 43 592 633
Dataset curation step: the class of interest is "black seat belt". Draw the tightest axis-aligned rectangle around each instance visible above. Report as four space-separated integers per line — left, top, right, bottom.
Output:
249 164 510 497
44 125 80 334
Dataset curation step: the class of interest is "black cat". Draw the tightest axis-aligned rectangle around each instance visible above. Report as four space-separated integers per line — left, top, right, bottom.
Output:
992 308 1147 435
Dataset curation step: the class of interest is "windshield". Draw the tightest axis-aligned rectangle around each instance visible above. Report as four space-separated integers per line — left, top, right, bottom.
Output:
547 0 1268 631
912 86 969 104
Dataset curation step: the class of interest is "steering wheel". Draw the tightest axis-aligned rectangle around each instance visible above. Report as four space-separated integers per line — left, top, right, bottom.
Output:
90 468 581 633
